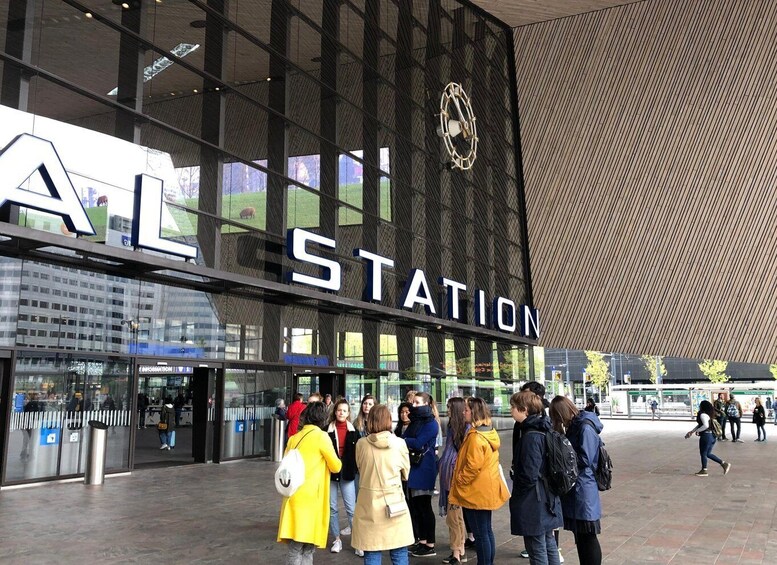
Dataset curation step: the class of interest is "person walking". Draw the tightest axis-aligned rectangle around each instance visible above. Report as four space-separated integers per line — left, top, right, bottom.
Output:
713 393 728 441
449 397 510 565
438 397 468 565
352 404 414 565
725 393 743 443
327 399 359 554
157 396 175 450
549 396 604 565
286 393 305 437
277 402 343 565
753 397 767 442
685 400 731 477
509 391 562 565
403 392 440 558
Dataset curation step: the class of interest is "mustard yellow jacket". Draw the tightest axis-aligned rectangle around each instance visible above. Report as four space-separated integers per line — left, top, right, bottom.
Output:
448 426 510 510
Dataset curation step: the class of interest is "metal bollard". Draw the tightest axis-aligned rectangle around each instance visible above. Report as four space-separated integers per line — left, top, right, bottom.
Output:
84 420 109 485
270 418 286 462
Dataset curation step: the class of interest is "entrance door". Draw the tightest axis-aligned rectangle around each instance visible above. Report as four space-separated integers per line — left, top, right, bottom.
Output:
132 364 217 468
293 370 345 402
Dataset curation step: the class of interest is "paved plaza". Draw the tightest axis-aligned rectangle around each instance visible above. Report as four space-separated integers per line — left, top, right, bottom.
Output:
1 418 775 564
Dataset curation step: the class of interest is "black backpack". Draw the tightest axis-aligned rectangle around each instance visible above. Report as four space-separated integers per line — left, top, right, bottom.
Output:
583 419 613 491
529 429 578 496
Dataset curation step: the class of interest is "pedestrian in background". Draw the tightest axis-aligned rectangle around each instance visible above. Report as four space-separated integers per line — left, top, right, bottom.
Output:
450 397 510 565
277 402 342 565
685 400 731 477
713 393 728 441
725 393 743 442
550 396 604 565
286 393 305 437
584 398 600 416
753 397 767 442
157 396 175 450
352 404 414 565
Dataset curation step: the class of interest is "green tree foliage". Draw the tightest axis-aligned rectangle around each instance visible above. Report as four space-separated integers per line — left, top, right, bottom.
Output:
641 355 666 384
698 359 729 383
585 351 610 390
769 365 777 380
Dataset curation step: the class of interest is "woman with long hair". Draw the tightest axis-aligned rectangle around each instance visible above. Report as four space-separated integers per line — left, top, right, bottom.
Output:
394 402 412 437
510 391 562 565
353 394 375 438
438 397 468 565
753 397 767 441
549 395 604 565
403 391 440 557
685 399 731 476
277 402 342 564
326 399 359 554
352 404 414 565
449 397 510 565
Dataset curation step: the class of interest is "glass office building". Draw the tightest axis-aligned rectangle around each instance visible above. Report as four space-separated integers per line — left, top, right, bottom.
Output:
0 0 535 484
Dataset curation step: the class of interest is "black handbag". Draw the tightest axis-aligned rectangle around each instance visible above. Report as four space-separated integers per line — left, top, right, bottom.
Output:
408 448 425 466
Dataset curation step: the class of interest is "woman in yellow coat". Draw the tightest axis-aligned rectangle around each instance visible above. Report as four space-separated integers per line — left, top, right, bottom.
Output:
449 397 510 565
277 402 342 564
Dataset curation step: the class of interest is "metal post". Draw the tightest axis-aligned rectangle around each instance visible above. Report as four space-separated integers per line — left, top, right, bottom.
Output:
271 417 286 462
84 420 109 485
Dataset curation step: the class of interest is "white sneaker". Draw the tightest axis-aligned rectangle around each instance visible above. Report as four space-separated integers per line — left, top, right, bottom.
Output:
340 526 351 536
355 549 364 557
330 539 342 553
159 444 168 450
559 548 565 563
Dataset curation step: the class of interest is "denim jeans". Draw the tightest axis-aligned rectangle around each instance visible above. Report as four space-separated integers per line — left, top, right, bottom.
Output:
463 508 495 565
158 430 170 445
699 431 722 468
728 416 741 440
329 479 356 537
363 547 408 565
286 541 315 565
524 530 560 565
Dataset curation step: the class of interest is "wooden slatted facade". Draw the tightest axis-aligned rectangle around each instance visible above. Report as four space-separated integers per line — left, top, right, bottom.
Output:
513 0 777 363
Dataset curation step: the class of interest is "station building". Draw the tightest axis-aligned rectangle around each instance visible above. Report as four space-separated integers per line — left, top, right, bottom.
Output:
0 0 537 484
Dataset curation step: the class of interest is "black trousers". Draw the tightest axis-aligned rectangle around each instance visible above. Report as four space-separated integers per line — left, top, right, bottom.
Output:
408 494 435 543
574 531 602 565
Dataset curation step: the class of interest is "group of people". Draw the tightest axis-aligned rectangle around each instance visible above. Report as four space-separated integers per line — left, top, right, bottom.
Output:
276 383 605 565
712 392 768 443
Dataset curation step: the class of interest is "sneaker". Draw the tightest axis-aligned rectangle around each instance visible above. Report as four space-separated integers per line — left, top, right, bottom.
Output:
409 543 421 554
442 555 467 564
411 544 437 557
520 550 529 558
340 526 351 536
331 539 342 553
559 548 565 563
719 437 727 441
755 439 761 442
722 461 731 475
355 549 364 557
159 444 168 450
447 559 461 565
464 539 476 550
695 469 709 477
735 438 744 443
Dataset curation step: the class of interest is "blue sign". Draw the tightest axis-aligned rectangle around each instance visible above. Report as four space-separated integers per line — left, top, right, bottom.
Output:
40 427 60 446
235 420 245 433
284 354 330 366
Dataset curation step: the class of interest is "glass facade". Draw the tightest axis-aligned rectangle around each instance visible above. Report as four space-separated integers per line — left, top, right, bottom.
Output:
0 0 535 484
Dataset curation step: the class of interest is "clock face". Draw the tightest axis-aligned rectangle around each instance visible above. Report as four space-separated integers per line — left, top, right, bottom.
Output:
438 82 478 170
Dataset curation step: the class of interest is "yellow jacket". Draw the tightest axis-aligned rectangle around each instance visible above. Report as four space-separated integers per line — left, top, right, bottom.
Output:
448 426 510 510
277 425 342 547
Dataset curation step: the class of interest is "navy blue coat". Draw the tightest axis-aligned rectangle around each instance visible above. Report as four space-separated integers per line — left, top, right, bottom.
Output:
402 406 439 491
510 414 563 536
561 411 603 523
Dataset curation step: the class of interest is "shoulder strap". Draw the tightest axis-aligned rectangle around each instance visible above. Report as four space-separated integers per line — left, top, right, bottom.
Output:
290 428 315 450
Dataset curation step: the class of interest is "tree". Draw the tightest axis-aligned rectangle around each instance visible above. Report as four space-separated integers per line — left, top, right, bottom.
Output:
770 365 777 380
585 351 610 391
641 355 666 384
698 359 729 383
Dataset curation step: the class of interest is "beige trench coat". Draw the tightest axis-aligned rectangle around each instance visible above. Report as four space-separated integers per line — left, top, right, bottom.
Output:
352 431 415 551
